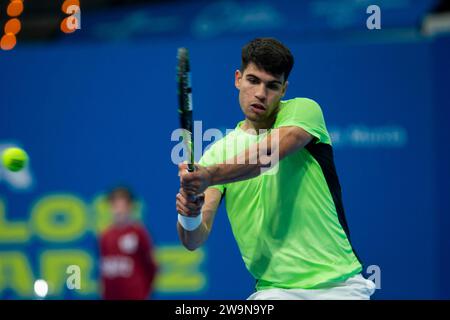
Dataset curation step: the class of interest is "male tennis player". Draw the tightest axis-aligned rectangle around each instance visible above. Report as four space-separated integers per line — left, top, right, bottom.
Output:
176 38 376 300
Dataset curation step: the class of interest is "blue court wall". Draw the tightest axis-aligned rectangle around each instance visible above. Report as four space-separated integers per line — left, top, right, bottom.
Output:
0 31 449 299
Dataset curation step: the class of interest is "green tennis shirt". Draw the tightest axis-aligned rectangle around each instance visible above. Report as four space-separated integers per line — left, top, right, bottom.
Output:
199 98 362 290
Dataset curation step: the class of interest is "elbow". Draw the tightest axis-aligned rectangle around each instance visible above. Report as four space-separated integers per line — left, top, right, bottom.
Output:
177 222 207 251
182 241 200 251
178 230 202 251
185 244 199 251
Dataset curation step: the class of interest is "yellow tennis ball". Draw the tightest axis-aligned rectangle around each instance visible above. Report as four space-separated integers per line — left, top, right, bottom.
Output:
2 147 28 172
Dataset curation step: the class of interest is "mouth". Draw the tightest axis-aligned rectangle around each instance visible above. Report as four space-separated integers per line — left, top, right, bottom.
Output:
250 103 266 113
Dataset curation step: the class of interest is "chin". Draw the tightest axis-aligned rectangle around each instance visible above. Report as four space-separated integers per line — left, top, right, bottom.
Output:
245 110 262 120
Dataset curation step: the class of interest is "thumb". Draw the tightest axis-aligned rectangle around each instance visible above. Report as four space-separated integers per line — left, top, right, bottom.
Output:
178 162 188 176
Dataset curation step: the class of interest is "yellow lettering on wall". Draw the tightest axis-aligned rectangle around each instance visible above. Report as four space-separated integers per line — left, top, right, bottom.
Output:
0 198 29 243
31 195 87 242
40 250 97 296
154 246 206 292
0 252 34 297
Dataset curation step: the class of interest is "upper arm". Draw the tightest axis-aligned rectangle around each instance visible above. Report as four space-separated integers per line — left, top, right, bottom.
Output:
251 126 313 171
202 187 222 231
137 226 152 253
137 229 156 267
272 126 314 161
265 98 330 162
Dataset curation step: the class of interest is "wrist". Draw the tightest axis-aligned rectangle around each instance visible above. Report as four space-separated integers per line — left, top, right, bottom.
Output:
178 212 203 231
204 165 217 186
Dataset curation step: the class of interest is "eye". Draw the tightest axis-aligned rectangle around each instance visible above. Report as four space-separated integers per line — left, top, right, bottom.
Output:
247 77 258 84
268 83 281 91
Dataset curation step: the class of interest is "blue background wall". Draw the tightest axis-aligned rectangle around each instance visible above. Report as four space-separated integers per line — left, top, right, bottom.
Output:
0 0 449 299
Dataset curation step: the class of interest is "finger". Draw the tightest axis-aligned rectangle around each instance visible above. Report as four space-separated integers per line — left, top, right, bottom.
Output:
181 183 199 194
185 199 202 211
181 173 199 187
176 193 189 206
176 202 190 215
178 162 188 177
177 193 200 210
180 175 192 187
179 188 189 198
178 162 188 170
181 186 197 197
180 188 198 202
186 191 200 201
177 202 200 217
176 201 184 214
180 170 197 183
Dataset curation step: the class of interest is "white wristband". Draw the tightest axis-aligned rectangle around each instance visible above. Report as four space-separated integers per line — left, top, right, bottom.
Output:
178 212 203 231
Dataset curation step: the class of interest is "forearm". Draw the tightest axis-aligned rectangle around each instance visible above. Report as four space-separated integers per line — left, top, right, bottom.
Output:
177 188 221 251
206 163 261 186
206 127 312 186
206 132 276 185
177 220 210 251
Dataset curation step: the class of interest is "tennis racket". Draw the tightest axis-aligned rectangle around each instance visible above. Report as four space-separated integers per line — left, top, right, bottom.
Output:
177 47 195 172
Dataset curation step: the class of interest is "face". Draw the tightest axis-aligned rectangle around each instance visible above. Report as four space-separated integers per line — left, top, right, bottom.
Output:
235 62 288 128
110 196 132 219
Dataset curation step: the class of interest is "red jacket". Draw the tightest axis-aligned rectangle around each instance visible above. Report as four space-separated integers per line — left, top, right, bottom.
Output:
99 222 157 300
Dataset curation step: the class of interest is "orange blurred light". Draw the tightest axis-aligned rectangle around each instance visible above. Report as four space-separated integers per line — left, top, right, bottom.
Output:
62 0 80 14
4 18 21 35
60 17 76 34
1 33 17 51
7 0 24 17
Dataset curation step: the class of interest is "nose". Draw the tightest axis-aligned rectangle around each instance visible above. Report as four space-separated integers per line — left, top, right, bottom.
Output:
255 83 267 102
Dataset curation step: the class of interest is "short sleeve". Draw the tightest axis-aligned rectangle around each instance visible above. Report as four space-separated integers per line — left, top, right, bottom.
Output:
275 98 331 145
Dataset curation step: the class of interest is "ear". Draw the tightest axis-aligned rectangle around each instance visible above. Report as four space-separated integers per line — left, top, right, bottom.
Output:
281 80 289 97
235 70 242 89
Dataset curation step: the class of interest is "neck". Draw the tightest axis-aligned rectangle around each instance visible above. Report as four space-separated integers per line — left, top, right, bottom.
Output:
241 114 276 134
114 214 131 225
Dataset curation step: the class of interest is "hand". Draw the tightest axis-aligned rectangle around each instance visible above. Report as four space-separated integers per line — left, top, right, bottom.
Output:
178 163 213 196
176 187 205 217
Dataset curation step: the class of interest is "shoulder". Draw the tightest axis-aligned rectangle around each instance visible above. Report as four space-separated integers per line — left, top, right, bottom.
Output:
276 97 325 122
100 226 115 238
130 222 152 239
279 97 323 113
275 97 331 144
128 222 146 233
99 227 117 246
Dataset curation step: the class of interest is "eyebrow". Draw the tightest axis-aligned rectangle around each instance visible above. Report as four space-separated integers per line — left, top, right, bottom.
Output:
246 73 283 85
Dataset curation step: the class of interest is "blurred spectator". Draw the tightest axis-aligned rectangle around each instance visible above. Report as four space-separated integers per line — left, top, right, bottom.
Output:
99 186 158 300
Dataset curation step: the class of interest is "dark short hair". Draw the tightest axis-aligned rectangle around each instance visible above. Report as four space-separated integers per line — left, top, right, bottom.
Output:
241 38 294 81
107 185 135 203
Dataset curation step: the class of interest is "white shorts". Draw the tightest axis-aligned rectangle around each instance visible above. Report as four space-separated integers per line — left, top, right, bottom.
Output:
247 274 376 300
